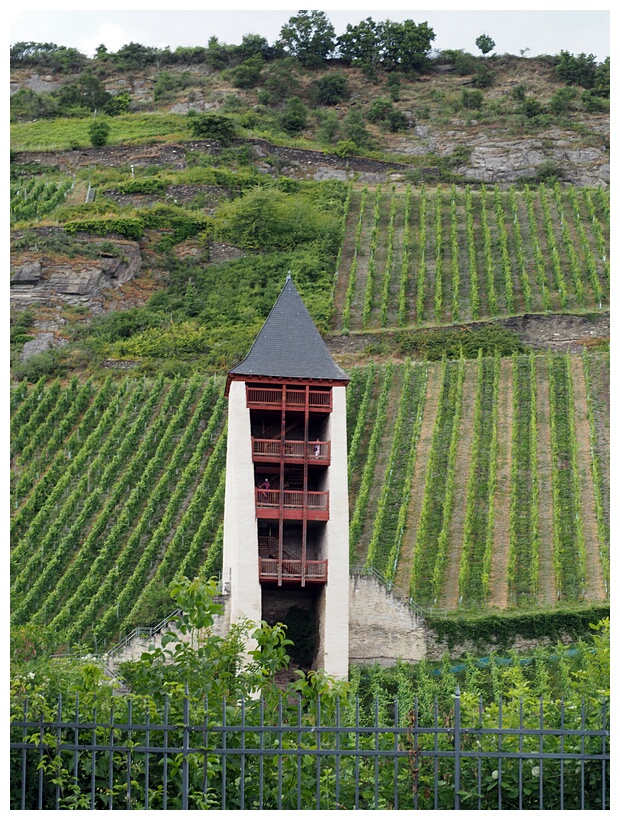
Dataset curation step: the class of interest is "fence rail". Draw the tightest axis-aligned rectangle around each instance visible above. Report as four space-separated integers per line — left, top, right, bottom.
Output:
10 692 609 811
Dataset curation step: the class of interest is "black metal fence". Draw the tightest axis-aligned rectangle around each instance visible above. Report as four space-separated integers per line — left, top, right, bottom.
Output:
11 690 609 810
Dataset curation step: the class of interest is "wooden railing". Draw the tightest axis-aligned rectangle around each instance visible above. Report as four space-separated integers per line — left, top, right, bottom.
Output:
252 438 330 462
247 387 332 411
255 489 328 510
258 558 328 583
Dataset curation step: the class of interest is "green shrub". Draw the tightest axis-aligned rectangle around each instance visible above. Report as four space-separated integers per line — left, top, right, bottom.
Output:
461 89 484 110
88 119 111 147
556 50 597 88
333 139 357 157
186 112 236 145
230 55 263 89
212 187 339 252
280 96 308 134
316 109 339 144
581 90 609 113
549 86 578 114
63 216 144 240
341 109 371 147
11 348 68 382
522 96 543 118
472 64 493 88
314 72 349 105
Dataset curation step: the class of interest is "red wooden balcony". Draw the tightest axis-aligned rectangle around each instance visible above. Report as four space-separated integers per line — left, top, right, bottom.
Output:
259 557 328 585
247 387 332 412
252 438 331 464
255 489 329 520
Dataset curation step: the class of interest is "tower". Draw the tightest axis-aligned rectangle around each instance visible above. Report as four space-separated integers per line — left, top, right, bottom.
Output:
223 276 350 678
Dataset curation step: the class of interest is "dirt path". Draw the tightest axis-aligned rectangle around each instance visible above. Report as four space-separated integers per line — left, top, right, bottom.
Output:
393 364 442 593
487 358 513 610
437 364 477 609
570 356 606 601
535 357 557 607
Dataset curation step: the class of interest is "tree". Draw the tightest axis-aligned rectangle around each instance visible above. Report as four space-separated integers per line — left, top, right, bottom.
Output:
55 71 111 112
336 17 382 75
280 96 308 134
88 118 111 147
341 109 371 147
380 19 436 73
475 33 495 56
316 109 339 144
279 10 336 68
556 51 597 88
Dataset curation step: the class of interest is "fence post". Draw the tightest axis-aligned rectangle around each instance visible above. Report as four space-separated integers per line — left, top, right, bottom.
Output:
454 686 461 810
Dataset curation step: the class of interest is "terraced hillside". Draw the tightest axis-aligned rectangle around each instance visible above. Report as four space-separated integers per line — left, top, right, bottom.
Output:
10 347 609 646
334 182 609 332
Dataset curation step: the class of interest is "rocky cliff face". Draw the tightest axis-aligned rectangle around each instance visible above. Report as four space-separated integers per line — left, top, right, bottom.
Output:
10 230 143 313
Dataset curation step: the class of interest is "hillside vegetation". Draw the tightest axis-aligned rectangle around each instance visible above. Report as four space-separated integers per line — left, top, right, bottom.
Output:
10 347 609 647
9 24 610 654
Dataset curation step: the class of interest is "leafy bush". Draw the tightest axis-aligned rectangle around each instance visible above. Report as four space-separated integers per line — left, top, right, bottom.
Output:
110 320 210 358
10 310 36 347
556 50 597 88
316 109 339 144
212 187 340 252
581 90 609 113
522 96 543 118
88 119 111 147
341 109 371 147
333 139 357 157
11 348 68 383
549 86 578 114
63 216 143 240
186 112 236 145
461 89 484 110
280 96 308 134
472 64 493 88
314 72 349 105
230 55 263 89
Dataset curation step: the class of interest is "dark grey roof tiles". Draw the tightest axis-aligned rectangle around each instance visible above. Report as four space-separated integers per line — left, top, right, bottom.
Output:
229 276 349 382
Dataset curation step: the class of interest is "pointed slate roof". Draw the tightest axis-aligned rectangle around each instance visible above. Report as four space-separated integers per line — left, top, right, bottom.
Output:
228 276 349 383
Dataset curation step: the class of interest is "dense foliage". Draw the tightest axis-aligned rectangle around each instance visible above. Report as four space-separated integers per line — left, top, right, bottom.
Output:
10 577 609 810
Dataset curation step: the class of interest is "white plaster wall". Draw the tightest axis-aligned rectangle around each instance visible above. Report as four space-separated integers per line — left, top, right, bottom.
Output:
222 381 262 635
318 384 349 679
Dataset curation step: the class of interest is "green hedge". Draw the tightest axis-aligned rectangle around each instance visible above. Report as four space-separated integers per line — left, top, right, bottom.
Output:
426 604 610 650
63 217 143 240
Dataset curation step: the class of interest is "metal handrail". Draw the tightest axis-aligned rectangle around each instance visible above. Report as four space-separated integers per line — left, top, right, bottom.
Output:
349 565 434 618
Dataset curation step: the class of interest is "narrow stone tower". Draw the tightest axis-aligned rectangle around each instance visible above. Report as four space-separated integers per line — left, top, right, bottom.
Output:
223 276 350 678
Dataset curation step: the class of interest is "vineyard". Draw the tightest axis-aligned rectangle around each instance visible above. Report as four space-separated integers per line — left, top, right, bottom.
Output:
333 183 609 330
10 175 73 224
10 346 609 647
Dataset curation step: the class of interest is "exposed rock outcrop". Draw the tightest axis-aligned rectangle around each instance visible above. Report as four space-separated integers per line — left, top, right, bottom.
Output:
10 235 143 311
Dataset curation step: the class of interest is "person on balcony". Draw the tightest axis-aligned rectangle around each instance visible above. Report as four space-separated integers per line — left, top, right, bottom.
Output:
314 439 321 458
